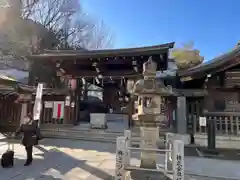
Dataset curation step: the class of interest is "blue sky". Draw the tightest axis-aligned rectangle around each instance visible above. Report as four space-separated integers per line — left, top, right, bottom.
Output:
81 0 240 61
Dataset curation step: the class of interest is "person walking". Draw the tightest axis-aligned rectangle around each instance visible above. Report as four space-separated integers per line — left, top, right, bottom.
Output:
15 114 39 166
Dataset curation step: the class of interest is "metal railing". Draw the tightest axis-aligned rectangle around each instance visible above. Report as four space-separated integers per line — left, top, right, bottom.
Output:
115 130 184 180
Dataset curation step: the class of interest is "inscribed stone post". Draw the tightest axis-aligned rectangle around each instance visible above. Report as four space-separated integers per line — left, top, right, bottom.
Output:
124 130 131 167
172 140 184 180
115 137 126 180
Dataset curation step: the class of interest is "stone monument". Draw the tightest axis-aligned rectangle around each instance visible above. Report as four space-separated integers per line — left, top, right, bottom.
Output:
133 57 173 169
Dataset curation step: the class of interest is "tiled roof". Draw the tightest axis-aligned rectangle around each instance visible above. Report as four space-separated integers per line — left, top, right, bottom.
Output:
0 86 17 98
0 74 16 82
178 46 240 77
30 42 175 59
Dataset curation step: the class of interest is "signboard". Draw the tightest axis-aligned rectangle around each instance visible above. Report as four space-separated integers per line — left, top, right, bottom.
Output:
173 140 184 180
115 137 126 180
199 116 207 127
44 101 53 108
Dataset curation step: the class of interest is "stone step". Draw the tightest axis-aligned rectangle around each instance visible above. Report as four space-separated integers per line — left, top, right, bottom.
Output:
41 128 122 144
42 132 118 143
41 129 165 146
42 127 124 136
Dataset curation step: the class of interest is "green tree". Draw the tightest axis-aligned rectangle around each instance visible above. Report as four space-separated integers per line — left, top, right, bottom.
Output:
171 42 204 69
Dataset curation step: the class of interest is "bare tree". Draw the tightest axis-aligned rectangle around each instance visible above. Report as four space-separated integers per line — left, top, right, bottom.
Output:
0 0 113 71
22 0 113 50
83 20 113 50
23 0 78 36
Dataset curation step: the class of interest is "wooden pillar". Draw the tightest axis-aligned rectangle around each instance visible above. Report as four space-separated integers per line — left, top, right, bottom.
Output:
74 94 79 125
127 98 134 128
103 84 119 111
70 78 82 125
70 100 75 124
17 103 22 126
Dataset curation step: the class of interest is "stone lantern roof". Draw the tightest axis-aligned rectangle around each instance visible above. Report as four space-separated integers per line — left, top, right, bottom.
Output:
133 57 174 96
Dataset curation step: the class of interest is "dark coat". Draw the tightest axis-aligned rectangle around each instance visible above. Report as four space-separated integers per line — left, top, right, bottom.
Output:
15 124 38 147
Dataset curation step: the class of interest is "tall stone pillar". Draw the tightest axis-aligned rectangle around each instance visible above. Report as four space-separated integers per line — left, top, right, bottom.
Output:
177 96 187 134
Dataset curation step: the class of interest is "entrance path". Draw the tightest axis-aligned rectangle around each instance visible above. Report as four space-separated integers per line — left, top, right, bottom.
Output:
0 139 239 179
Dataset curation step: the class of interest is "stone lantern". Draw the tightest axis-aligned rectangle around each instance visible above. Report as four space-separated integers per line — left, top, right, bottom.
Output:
133 56 173 169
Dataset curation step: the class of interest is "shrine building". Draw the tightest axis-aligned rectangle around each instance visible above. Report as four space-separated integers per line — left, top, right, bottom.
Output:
27 43 174 127
178 44 240 137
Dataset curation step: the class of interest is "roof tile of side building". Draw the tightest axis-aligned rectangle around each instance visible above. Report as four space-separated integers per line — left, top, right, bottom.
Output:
178 46 240 77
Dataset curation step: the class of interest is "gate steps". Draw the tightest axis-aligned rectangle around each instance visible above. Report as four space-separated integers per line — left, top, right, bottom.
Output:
41 128 123 144
41 128 165 146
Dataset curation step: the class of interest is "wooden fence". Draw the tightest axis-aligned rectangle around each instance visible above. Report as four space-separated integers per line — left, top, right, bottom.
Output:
187 99 240 135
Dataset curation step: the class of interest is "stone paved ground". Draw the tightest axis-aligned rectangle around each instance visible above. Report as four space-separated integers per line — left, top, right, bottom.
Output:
0 139 240 179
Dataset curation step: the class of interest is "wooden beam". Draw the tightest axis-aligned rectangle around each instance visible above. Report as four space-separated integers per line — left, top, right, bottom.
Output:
65 69 140 77
174 88 207 97
73 74 141 79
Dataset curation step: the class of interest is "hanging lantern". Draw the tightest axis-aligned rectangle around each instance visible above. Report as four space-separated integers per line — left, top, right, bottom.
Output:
69 79 77 90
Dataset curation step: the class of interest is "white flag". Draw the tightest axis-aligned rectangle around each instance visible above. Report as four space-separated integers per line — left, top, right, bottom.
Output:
33 83 43 120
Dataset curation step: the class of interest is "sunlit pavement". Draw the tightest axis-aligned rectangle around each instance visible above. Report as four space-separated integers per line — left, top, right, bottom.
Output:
0 139 117 180
0 139 240 179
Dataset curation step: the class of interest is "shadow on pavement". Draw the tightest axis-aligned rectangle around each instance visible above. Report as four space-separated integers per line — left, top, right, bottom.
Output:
0 141 114 180
34 145 114 180
40 138 116 154
0 151 53 180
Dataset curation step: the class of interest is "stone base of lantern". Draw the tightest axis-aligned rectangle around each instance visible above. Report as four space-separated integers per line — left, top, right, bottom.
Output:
127 170 171 180
139 126 159 169
134 114 162 126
